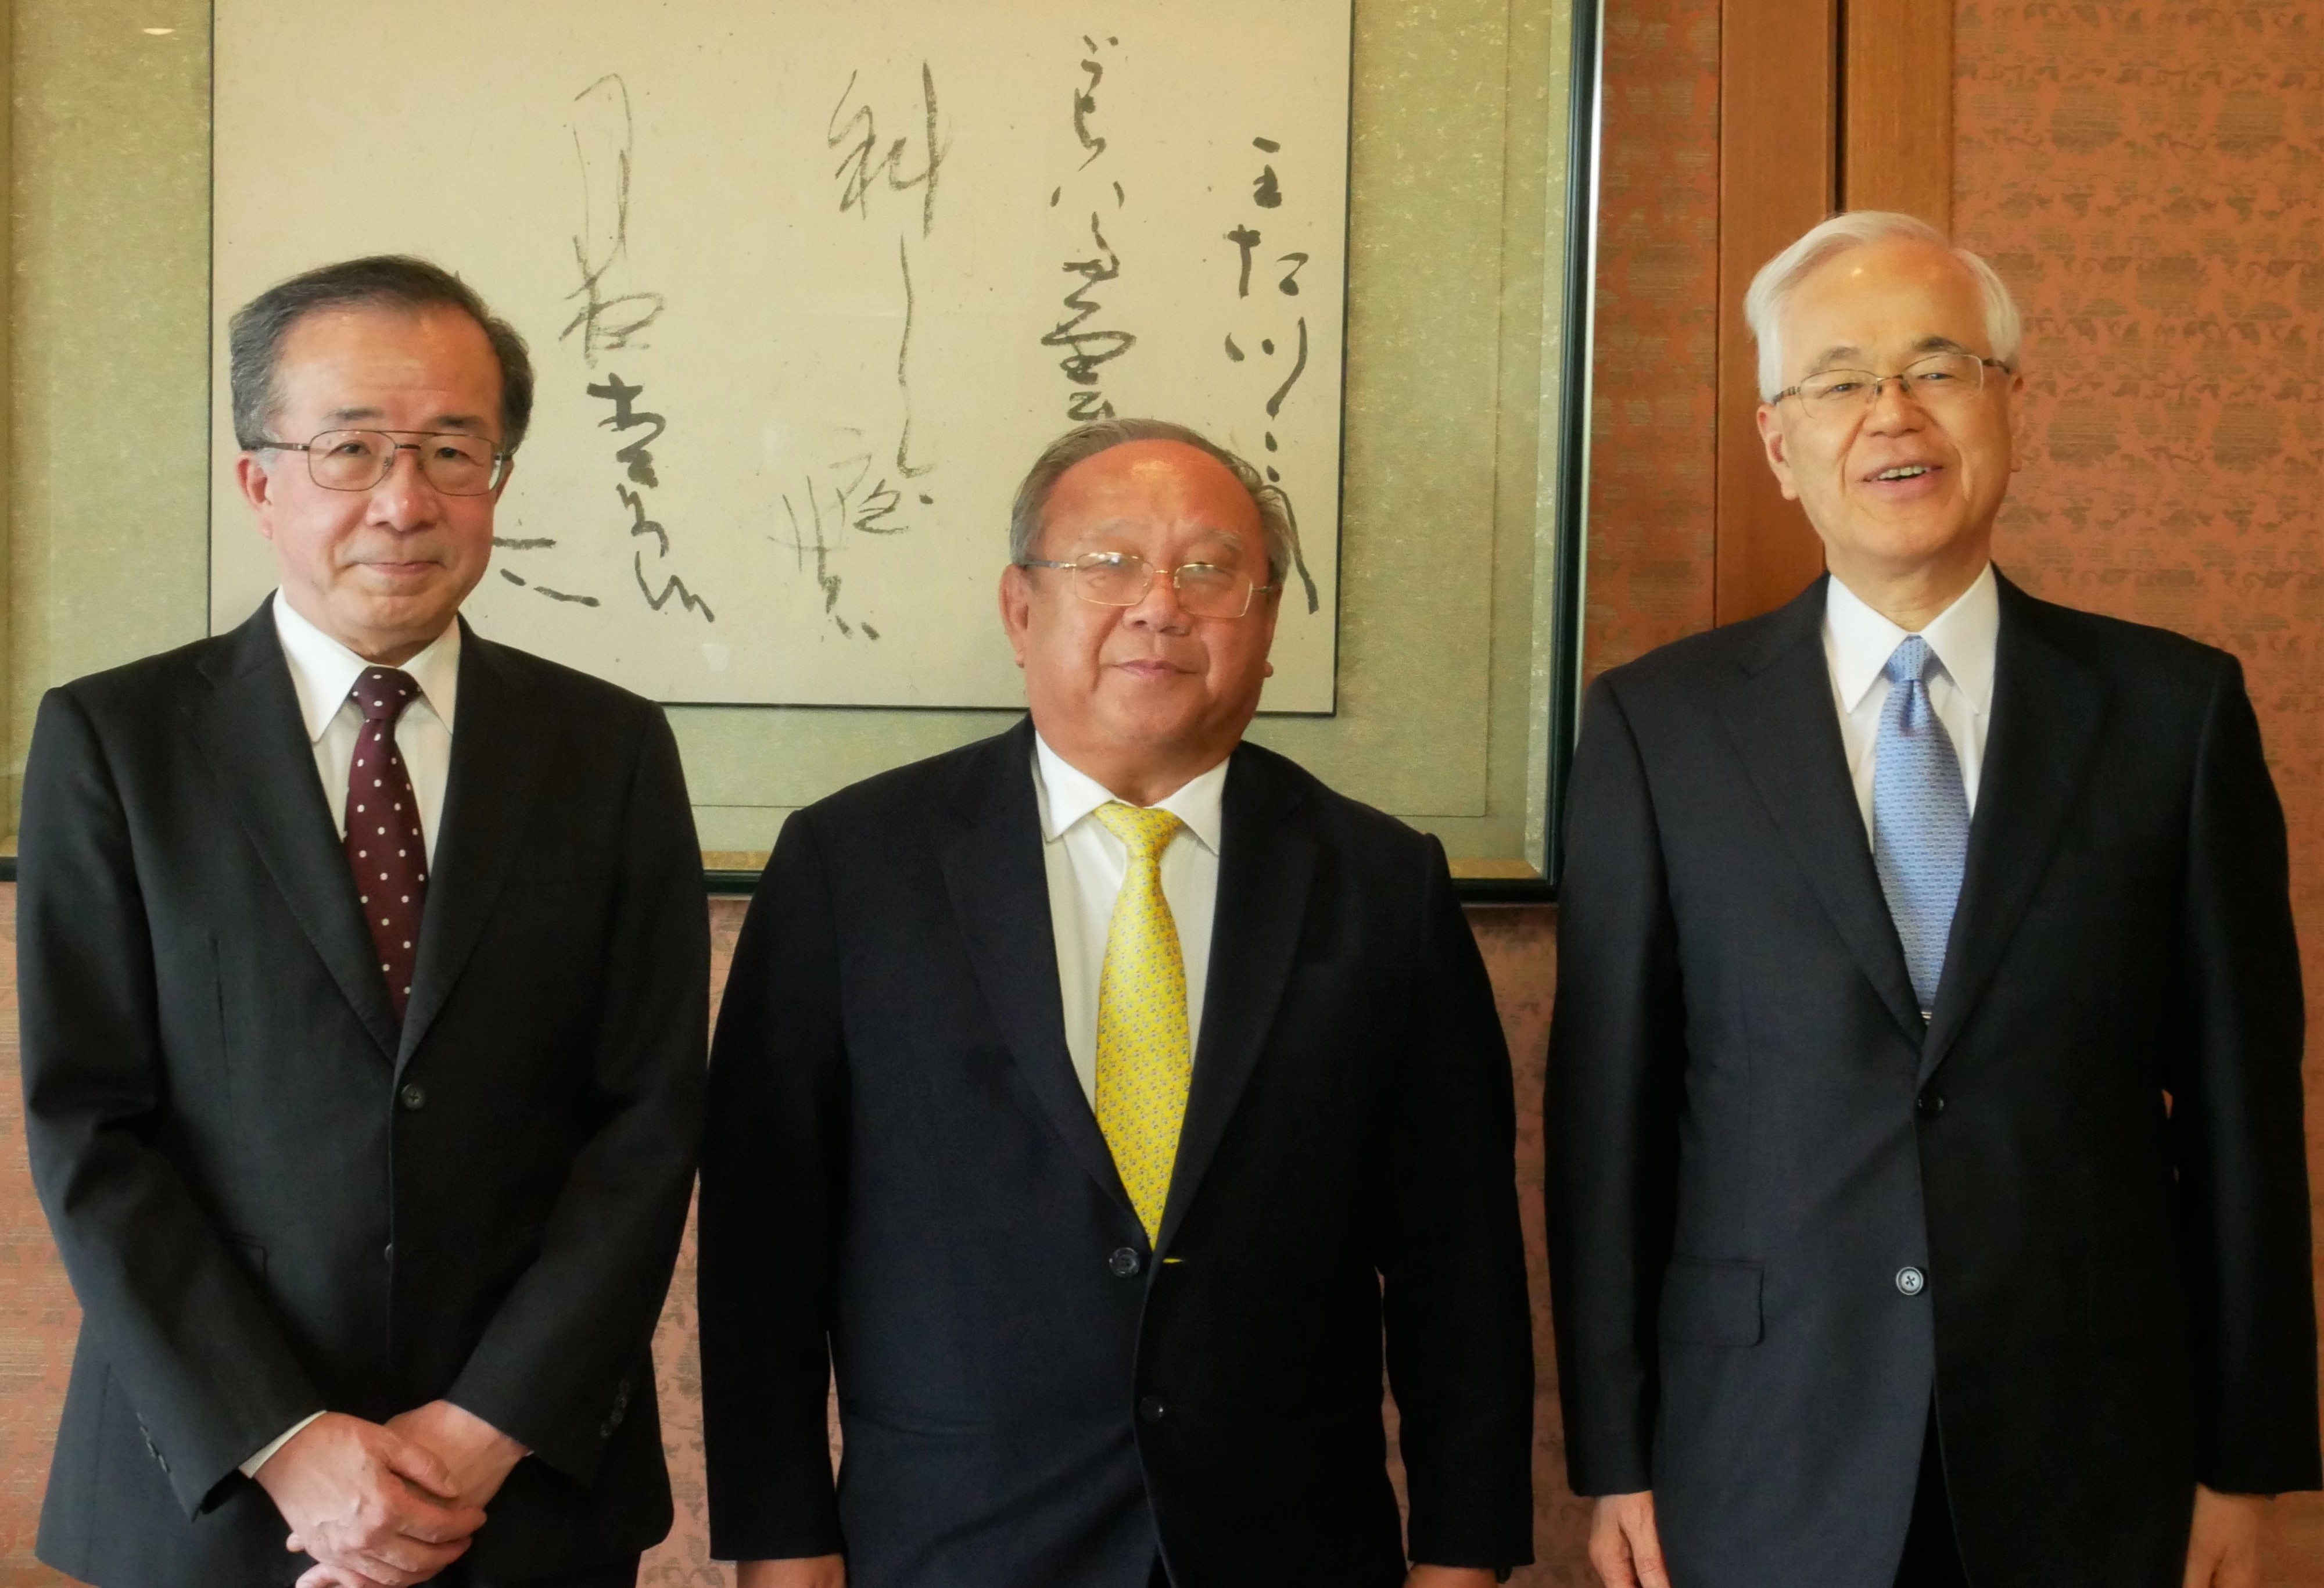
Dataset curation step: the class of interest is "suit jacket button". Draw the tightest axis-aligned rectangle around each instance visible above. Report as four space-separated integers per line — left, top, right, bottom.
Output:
1896 1266 1927 1296
1109 1247 1142 1278
398 1084 427 1112
1138 1395 1168 1425
1915 1089 1946 1119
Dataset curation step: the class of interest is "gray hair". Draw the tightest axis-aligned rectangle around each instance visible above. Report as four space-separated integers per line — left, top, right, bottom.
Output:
1743 212 2024 400
1009 417 1301 594
229 254 535 453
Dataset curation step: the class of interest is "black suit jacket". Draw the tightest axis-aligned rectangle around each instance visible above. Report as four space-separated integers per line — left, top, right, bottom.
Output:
19 603 708 1586
698 720 1534 1588
1545 573 2317 1587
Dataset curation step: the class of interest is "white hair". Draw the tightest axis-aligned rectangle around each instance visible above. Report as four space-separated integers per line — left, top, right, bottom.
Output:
1743 211 2025 400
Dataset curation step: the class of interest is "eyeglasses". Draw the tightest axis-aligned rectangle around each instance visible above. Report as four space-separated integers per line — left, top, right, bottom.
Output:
1019 551 1275 619
1773 352 2013 420
254 428 510 496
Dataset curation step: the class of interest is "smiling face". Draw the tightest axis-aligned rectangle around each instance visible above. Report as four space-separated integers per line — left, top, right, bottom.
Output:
998 439 1279 804
1755 236 2022 605
235 303 508 664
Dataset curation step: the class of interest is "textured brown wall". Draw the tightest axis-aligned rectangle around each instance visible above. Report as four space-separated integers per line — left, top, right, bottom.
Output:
1953 1 2324 1573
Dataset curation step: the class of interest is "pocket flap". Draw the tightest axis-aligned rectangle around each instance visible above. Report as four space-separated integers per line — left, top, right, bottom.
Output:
1658 1257 1763 1346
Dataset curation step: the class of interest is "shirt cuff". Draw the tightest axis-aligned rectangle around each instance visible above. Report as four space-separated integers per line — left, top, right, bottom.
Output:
240 1410 327 1478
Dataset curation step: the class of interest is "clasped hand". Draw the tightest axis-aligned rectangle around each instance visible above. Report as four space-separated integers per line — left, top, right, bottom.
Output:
253 1401 528 1588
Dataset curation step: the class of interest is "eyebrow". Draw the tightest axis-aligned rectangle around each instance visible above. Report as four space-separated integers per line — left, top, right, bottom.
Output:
1805 334 1977 374
321 405 491 432
1070 522 1250 557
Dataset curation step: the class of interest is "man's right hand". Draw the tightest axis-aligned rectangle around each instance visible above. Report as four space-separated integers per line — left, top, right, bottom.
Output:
738 1557 848 1588
253 1412 487 1587
1590 1491 1670 1588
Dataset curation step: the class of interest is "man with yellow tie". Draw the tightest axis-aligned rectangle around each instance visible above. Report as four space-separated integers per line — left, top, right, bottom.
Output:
697 418 1536 1588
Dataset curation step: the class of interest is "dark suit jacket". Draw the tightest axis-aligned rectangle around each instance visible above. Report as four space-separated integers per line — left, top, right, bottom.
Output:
698 720 1534 1588
18 603 708 1586
1545 573 2317 1587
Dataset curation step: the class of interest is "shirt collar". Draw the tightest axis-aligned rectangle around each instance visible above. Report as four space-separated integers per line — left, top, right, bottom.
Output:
271 589 462 744
1823 562 1999 717
1032 731 1229 856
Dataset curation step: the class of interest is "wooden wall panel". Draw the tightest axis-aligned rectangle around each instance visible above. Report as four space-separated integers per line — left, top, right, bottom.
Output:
1841 0 1953 225
1713 0 1835 623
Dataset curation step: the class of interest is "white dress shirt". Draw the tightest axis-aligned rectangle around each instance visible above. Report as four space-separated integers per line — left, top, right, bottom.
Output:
271 589 459 865
1822 562 1999 841
241 592 461 1478
1033 734 1227 1109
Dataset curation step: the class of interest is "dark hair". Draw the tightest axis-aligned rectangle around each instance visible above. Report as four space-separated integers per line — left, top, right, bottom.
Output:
228 254 535 453
1009 417 1300 588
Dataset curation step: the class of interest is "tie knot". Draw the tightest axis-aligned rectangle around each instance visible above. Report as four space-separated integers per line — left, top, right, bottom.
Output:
1093 801 1183 861
1884 634 1938 689
350 666 421 725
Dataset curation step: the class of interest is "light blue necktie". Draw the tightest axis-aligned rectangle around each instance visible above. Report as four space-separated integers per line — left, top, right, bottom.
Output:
1873 635 1969 1018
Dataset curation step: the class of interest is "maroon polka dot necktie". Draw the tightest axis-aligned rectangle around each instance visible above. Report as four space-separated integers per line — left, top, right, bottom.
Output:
345 667 429 1020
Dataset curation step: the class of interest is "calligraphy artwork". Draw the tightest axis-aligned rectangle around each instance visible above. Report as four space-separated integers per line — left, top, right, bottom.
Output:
210 0 1351 708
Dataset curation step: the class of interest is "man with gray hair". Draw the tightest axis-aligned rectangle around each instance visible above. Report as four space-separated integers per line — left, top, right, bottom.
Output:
698 418 1536 1587
1546 211 2316 1587
20 255 706 1587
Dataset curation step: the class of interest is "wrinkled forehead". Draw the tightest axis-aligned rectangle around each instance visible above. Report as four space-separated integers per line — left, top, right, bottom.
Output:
1043 440 1263 556
1781 241 1992 376
271 304 502 429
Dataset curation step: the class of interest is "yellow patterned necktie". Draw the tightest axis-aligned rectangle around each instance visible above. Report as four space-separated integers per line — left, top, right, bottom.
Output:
1091 802 1192 1243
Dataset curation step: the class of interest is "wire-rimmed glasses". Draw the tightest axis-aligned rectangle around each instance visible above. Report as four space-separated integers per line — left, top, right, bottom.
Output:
256 428 510 496
1018 551 1275 619
1773 352 2013 421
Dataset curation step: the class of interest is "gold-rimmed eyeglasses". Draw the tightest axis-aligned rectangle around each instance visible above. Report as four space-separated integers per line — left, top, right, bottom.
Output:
1773 352 2013 421
1019 551 1275 619
255 428 511 496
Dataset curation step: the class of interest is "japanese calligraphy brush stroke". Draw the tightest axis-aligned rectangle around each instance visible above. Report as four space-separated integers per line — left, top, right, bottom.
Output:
208 0 1352 710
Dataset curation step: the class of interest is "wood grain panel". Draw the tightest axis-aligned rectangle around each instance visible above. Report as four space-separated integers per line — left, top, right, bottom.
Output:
1840 0 1953 225
1715 0 1837 623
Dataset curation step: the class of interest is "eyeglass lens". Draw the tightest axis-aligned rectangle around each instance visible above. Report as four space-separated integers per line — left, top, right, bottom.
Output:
1071 553 1256 618
1795 352 1989 412
304 429 503 495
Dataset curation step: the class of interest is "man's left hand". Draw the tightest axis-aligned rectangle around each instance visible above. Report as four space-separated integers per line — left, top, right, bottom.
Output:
2183 1485 2265 1588
382 1401 530 1511
1405 1568 1499 1588
285 1403 528 1580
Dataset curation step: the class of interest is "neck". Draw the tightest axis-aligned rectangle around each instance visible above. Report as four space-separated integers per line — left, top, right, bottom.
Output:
1040 732 1235 809
1824 539 1991 632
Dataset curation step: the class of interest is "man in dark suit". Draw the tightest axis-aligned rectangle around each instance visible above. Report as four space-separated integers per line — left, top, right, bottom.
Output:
698 418 1535 1588
19 256 707 1588
1545 211 2318 1588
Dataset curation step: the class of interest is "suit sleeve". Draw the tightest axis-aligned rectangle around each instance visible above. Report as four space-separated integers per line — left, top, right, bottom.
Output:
17 687 325 1514
697 808 849 1560
2164 654 2319 1493
1543 675 1685 1497
1380 834 1536 1570
445 705 708 1483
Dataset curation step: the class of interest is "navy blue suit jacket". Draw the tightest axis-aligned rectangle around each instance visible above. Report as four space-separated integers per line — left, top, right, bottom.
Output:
699 720 1534 1587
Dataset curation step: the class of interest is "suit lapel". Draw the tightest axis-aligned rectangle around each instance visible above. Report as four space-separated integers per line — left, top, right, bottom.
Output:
1156 745 1314 1256
939 722 1134 1218
1717 580 1926 1047
396 626 546 1071
1919 577 2107 1081
192 605 401 1060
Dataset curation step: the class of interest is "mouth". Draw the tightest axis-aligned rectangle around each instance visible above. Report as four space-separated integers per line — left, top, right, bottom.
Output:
1869 464 1938 482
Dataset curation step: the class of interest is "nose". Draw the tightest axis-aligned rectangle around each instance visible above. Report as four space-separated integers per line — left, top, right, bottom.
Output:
1121 567 1192 633
367 443 442 528
1863 372 1930 433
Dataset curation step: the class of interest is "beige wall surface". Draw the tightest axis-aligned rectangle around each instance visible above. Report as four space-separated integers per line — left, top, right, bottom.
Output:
7 0 1577 866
